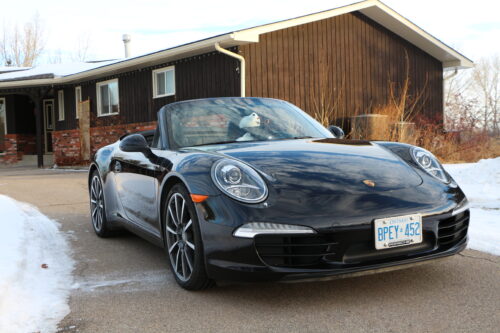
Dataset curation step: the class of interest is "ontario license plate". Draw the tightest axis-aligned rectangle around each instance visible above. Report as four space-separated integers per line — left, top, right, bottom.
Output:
374 214 422 250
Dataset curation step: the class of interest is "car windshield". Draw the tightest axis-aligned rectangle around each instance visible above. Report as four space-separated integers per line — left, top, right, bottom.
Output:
165 98 333 149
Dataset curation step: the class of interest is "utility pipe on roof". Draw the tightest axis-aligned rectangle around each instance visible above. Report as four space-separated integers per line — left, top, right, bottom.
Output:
214 43 245 97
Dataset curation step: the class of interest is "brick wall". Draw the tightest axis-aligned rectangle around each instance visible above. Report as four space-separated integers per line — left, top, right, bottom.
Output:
15 134 36 156
52 129 82 166
0 134 36 164
90 121 157 153
52 121 157 166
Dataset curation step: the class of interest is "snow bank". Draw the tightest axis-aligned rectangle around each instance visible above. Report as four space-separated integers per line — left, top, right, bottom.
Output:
444 158 500 256
0 195 74 333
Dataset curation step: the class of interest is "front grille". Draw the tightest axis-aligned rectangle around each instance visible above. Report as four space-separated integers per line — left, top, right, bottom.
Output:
254 234 339 267
438 210 469 247
254 211 469 269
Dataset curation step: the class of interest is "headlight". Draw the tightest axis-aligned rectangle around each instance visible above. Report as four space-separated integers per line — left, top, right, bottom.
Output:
211 159 268 203
411 147 449 183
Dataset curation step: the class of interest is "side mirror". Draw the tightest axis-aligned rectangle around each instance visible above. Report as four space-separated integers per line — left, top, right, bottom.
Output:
119 134 151 153
327 125 345 139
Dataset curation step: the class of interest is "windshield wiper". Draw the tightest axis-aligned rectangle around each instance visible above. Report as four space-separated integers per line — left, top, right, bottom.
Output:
189 136 313 147
189 139 258 147
270 136 314 141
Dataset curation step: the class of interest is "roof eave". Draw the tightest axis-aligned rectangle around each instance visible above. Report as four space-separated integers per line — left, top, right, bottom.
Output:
361 1 473 69
233 0 473 69
0 33 237 89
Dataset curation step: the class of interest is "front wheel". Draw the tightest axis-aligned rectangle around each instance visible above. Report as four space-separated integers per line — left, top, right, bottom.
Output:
89 171 113 237
164 184 214 290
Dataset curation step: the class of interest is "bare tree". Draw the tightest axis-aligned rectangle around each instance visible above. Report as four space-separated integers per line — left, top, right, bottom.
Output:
47 49 63 64
71 33 91 62
472 55 500 135
444 71 476 130
444 55 500 136
0 13 45 67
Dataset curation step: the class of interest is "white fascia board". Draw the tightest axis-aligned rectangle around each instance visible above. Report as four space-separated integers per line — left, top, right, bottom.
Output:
231 0 473 69
0 34 236 89
233 0 377 38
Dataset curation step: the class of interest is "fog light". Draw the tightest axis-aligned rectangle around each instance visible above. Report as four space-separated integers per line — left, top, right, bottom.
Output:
233 222 316 238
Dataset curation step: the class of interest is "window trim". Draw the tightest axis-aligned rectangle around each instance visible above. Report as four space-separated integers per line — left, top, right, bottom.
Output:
75 86 82 119
57 90 65 121
152 66 176 99
96 78 120 117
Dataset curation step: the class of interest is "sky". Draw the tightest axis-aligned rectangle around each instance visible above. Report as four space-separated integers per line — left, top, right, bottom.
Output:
1 0 499 65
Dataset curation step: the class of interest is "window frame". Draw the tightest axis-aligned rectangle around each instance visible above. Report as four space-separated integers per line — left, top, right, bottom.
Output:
75 86 82 119
96 78 120 117
152 66 176 99
57 90 65 121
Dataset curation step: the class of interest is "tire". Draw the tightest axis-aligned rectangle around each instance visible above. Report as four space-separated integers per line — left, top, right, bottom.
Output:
163 183 214 290
89 171 113 238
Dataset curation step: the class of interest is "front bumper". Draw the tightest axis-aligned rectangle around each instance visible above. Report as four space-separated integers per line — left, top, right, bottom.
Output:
197 201 469 282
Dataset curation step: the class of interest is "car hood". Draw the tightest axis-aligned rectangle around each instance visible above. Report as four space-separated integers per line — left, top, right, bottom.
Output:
198 138 422 194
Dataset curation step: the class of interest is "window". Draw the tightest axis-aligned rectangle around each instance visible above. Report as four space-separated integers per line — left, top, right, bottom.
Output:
57 90 65 121
75 86 82 119
96 79 119 116
152 66 175 98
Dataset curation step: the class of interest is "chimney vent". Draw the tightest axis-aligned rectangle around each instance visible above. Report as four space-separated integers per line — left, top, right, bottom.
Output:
122 34 132 58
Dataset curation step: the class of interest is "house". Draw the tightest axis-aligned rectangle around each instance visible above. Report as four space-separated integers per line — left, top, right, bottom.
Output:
0 0 472 167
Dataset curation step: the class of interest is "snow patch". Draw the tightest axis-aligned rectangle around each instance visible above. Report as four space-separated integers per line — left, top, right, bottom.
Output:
0 195 74 333
444 158 500 256
0 61 118 81
74 269 171 294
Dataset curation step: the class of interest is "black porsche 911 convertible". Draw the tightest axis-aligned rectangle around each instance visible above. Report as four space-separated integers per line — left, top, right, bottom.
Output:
88 97 469 290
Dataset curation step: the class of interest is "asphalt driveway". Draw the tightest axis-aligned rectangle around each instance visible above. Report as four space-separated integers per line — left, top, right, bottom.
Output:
0 167 498 333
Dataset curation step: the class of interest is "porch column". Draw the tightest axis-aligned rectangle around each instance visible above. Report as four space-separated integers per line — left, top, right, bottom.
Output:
34 94 43 168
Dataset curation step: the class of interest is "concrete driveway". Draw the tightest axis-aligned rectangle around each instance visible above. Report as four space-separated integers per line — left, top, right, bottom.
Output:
0 168 498 333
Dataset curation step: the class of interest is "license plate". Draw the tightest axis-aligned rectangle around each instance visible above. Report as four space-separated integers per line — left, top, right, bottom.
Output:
374 214 422 250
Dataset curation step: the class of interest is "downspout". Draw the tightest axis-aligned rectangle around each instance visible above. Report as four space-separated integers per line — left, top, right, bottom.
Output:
444 68 458 81
443 68 459 126
214 43 245 97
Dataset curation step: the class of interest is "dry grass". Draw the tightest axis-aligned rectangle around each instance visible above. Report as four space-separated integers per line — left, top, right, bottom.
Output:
421 128 499 163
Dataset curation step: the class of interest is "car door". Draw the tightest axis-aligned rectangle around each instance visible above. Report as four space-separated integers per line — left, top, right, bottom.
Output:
113 144 159 236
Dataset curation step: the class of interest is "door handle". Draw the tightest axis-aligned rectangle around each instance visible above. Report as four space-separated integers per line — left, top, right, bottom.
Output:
114 161 122 173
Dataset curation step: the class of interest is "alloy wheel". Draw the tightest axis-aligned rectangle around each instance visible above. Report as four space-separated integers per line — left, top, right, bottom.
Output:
165 193 196 282
90 175 104 232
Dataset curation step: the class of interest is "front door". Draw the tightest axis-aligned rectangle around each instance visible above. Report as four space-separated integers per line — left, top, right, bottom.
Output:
113 150 159 236
43 99 55 153
0 98 6 153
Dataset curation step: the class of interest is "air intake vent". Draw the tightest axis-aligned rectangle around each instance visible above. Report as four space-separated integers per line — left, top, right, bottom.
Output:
254 234 338 267
438 210 469 247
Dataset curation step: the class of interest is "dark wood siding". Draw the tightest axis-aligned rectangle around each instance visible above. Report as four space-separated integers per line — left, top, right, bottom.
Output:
240 11 443 120
55 50 240 131
54 86 78 130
